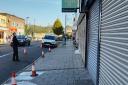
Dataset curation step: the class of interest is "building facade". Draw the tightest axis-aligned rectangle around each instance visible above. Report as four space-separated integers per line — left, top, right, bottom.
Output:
0 14 8 44
66 26 73 37
0 13 25 44
77 0 128 85
77 13 86 64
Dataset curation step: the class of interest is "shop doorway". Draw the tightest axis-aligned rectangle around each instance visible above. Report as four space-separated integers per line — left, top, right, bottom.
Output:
0 31 4 44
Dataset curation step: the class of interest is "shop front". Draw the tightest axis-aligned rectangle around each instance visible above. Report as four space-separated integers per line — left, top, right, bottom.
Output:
0 30 4 44
0 27 8 44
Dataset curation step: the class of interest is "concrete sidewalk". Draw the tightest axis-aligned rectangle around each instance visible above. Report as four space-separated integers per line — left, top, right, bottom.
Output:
3 41 93 85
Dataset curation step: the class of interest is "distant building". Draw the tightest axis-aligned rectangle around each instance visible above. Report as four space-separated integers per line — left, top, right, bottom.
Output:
34 33 45 40
66 26 72 36
0 13 25 44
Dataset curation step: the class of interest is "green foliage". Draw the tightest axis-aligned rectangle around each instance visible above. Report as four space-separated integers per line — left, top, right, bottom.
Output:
66 33 72 39
52 19 63 35
24 25 31 35
24 25 53 36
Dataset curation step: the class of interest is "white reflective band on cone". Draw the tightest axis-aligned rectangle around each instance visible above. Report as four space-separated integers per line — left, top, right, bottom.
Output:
11 77 17 85
32 65 35 71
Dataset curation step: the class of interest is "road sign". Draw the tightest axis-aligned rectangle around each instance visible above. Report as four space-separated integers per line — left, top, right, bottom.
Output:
62 0 79 12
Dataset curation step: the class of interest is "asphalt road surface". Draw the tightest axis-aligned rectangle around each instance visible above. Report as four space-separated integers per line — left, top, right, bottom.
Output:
0 41 50 84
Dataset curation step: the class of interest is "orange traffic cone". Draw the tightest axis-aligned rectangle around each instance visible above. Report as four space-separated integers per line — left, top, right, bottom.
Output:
31 62 38 77
42 50 45 57
11 72 17 85
48 46 51 52
24 48 27 54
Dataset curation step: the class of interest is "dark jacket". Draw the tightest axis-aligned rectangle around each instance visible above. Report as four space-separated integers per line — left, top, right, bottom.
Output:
12 36 19 47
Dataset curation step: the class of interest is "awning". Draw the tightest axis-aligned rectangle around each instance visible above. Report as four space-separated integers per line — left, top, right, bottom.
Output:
9 27 17 32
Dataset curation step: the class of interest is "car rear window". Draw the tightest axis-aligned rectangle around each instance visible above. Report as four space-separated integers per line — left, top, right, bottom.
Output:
44 35 55 40
17 35 25 39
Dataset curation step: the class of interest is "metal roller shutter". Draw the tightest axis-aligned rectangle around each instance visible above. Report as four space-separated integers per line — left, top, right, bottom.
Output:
87 0 99 84
99 0 128 85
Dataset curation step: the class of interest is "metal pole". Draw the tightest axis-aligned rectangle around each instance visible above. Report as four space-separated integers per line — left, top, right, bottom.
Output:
64 14 67 45
26 17 29 35
65 14 66 34
33 19 35 40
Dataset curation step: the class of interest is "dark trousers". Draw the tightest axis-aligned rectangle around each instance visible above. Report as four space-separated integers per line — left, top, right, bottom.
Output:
13 46 19 61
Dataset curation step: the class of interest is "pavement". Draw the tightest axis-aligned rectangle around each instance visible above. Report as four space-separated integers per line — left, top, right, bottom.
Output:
2 41 93 85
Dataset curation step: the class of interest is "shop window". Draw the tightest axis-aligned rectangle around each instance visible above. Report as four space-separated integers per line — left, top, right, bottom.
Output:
12 22 19 27
16 23 18 27
0 19 6 24
12 22 16 26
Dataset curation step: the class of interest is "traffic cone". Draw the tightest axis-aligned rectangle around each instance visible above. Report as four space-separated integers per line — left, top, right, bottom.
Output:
42 50 45 57
48 46 51 52
11 72 17 85
24 48 27 54
31 62 38 77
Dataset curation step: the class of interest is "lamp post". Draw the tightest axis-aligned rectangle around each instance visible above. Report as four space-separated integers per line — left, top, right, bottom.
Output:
25 17 29 35
33 19 36 40
64 14 67 45
26 17 29 24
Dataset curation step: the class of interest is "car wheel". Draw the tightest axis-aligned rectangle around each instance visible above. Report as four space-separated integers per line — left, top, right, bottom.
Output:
29 43 30 46
23 43 26 46
55 44 57 48
42 44 44 48
28 42 30 46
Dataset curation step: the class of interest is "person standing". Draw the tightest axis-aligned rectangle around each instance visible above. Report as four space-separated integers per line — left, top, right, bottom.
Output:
11 32 19 61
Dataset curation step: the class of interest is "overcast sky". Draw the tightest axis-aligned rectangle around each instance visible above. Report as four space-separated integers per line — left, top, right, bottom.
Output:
0 0 75 26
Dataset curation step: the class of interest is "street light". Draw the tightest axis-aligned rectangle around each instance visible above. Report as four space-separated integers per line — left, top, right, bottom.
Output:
26 17 29 24
64 14 67 45
33 19 36 40
25 17 30 35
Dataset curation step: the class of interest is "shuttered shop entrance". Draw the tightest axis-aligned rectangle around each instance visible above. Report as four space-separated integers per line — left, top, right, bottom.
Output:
87 0 99 84
99 0 128 84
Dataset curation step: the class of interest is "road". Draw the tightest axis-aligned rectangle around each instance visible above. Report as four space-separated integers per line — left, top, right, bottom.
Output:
0 41 50 84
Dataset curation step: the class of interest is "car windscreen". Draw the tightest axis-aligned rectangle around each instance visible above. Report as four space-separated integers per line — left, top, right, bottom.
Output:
44 36 55 40
17 35 25 39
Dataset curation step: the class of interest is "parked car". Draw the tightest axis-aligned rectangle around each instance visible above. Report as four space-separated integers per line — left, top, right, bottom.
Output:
42 35 57 48
56 36 63 41
17 35 31 46
27 36 32 41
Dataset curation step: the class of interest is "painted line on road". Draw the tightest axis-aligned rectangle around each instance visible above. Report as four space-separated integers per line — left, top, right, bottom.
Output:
0 52 13 58
0 45 40 58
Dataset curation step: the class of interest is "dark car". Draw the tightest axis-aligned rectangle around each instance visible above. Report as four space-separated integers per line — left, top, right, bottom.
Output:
17 35 31 46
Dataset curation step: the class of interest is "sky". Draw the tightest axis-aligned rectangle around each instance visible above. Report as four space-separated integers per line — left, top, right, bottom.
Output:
0 0 75 27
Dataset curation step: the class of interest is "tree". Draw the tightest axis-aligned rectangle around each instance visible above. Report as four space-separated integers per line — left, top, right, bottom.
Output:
24 24 31 35
52 19 63 35
24 25 53 36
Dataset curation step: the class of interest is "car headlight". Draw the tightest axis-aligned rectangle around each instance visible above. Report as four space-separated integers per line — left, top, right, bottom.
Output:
51 41 56 44
20 40 24 42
